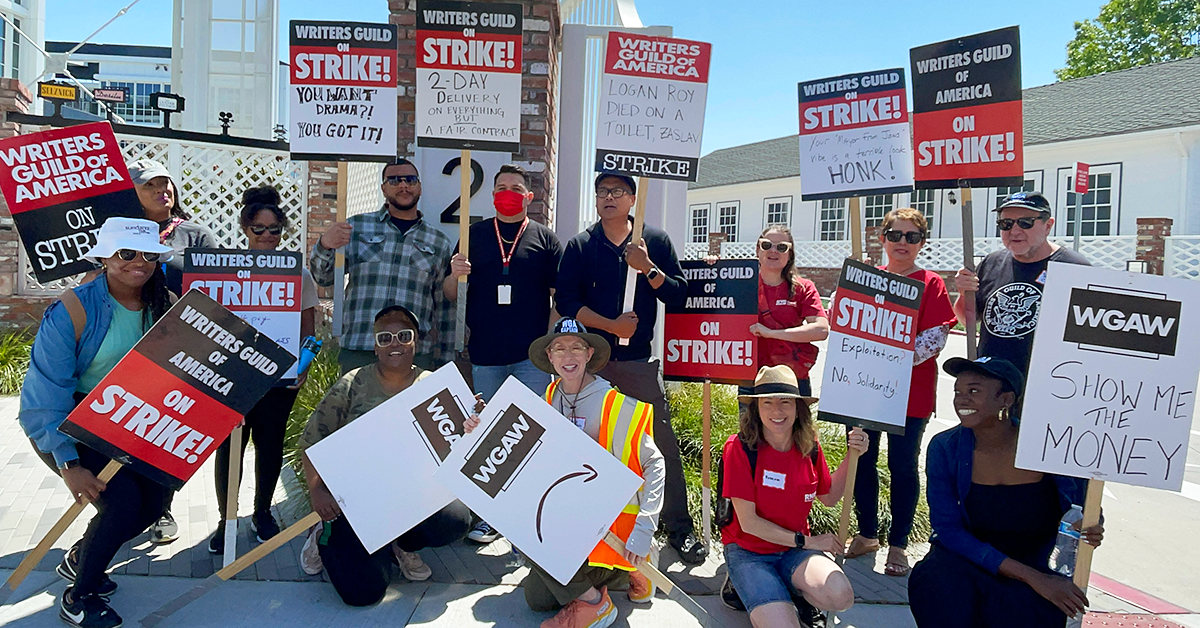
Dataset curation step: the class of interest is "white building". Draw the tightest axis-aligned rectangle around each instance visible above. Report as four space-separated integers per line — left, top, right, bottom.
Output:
683 56 1200 253
51 41 173 125
0 0 45 87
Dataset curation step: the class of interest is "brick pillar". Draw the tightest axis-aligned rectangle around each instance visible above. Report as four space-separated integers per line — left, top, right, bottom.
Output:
306 161 339 300
0 80 44 329
389 0 562 226
864 225 883 266
1136 217 1171 276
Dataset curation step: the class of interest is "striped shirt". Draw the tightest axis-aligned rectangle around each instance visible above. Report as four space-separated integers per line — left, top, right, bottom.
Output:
310 206 455 365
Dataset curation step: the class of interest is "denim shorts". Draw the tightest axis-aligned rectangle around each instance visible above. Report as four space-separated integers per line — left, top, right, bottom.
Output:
723 543 825 612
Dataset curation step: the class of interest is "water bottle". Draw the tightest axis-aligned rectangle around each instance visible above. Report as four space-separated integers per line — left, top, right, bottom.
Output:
1049 504 1084 577
297 336 322 376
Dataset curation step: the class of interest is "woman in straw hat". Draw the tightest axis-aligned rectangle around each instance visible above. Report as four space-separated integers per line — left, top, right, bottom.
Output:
19 217 176 628
720 365 868 628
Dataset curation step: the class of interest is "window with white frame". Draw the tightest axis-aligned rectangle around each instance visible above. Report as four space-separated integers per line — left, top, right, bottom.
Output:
0 17 17 80
689 204 710 243
1066 172 1115 237
717 202 739 241
818 199 846 241
994 178 1037 235
911 189 936 233
764 196 791 228
863 194 893 227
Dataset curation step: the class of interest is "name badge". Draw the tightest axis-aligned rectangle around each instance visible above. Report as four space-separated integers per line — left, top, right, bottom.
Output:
571 416 586 430
1035 270 1048 285
498 285 512 305
776 299 791 306
762 470 786 490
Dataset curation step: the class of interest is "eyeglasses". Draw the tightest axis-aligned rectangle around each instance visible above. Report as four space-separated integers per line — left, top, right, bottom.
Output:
595 187 629 199
115 249 162 263
549 345 590 357
248 224 283 236
384 175 420 186
883 230 925 244
758 240 793 253
996 216 1046 231
375 329 416 347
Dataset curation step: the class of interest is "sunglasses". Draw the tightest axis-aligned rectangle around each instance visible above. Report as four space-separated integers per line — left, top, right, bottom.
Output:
595 187 630 199
375 329 416 347
384 174 420 186
248 224 283 236
758 240 793 253
996 216 1046 231
115 249 162 263
549 345 590 357
883 230 925 244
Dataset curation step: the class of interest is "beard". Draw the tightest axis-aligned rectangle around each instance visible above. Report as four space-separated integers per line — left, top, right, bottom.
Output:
387 193 420 212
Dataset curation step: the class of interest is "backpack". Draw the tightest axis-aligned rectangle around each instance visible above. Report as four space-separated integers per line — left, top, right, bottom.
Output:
715 438 820 529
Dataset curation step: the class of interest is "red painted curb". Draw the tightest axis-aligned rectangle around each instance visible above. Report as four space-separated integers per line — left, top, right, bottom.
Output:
1091 573 1192 615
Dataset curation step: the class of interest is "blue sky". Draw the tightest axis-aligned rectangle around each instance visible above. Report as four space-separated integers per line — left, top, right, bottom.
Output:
47 0 1107 154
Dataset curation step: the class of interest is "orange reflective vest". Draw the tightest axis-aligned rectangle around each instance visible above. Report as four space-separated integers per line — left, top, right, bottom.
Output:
545 378 654 571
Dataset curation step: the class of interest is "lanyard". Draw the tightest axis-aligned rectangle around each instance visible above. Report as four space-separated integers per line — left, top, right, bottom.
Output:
493 217 529 276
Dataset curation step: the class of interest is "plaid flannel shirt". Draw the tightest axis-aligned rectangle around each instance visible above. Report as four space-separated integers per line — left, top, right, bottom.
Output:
310 206 455 365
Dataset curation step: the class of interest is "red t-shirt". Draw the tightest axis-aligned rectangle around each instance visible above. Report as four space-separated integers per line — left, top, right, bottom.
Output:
720 433 832 554
758 278 827 380
895 269 958 418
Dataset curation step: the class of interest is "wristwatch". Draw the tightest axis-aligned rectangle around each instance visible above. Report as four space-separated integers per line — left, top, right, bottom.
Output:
646 267 661 281
794 532 806 549
58 459 80 471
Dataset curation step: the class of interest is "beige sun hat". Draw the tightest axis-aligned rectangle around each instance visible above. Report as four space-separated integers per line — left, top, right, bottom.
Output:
736 365 818 406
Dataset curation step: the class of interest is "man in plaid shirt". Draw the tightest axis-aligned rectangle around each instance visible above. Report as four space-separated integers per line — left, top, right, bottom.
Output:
310 158 455 372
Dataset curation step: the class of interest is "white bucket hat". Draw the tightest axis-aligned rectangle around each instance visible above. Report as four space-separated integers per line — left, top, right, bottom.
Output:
82 217 174 263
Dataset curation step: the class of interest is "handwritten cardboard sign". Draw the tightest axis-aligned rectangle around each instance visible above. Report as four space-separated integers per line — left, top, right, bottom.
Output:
1015 263 1198 491
416 0 523 153
183 249 303 380
797 69 914 201
594 31 711 182
910 26 1023 189
0 122 142 283
59 290 294 490
305 364 474 552
664 259 758 385
434 377 642 585
289 21 399 162
818 260 923 434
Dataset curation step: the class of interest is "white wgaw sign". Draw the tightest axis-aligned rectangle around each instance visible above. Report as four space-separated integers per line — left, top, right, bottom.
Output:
1015 263 1198 491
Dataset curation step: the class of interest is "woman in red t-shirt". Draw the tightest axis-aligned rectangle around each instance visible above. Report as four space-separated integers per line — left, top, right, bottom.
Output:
845 208 958 577
722 365 868 628
751 225 829 395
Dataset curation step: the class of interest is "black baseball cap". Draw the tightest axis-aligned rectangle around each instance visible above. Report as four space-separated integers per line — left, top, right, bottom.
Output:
943 356 1025 396
595 172 636 195
995 191 1051 215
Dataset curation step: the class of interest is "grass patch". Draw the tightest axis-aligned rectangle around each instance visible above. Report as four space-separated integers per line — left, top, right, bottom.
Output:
282 334 342 504
0 330 34 396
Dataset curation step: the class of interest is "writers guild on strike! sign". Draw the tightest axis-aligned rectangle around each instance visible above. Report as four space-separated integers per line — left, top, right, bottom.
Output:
664 260 758 385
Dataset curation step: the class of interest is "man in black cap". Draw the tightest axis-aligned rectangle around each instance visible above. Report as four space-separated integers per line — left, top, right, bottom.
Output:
953 191 1090 373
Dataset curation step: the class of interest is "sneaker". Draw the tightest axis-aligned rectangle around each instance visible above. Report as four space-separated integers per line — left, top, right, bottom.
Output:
540 586 617 628
148 512 178 544
60 587 123 628
393 545 432 581
627 570 654 604
795 593 826 628
720 573 745 611
208 522 225 554
252 511 280 543
670 532 708 566
56 546 118 598
300 524 324 575
467 520 501 544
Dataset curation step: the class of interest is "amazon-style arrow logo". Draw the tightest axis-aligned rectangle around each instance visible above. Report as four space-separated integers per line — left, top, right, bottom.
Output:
535 464 598 543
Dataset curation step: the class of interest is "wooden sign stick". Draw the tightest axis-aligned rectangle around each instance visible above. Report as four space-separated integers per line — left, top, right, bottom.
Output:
603 532 710 627
0 459 122 604
332 162 349 339
455 149 471 351
960 186 978 360
140 511 322 627
222 427 243 568
617 177 649 347
701 379 712 549
1073 480 1104 590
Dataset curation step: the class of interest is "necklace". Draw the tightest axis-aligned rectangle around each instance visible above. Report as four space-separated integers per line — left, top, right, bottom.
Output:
559 387 600 427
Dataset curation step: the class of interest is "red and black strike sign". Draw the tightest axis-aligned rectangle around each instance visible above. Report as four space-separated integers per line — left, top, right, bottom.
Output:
664 260 758 385
0 122 141 283
910 26 1023 189
59 290 295 490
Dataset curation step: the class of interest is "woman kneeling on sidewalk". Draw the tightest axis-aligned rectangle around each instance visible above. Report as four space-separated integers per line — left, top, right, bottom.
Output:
722 365 867 628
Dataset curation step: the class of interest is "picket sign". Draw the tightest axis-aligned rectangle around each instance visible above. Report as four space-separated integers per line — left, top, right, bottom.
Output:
617 177 650 346
456 149 471 351
960 186 978 359
222 427 243 568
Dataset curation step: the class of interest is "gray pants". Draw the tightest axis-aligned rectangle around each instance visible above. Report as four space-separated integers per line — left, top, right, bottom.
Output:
597 357 694 539
523 559 628 612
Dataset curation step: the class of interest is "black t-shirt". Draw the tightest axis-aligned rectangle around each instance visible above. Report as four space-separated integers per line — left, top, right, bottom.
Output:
455 218 563 366
390 215 419 236
974 246 1091 372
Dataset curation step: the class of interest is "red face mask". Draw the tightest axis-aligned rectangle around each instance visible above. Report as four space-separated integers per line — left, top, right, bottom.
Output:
494 190 526 217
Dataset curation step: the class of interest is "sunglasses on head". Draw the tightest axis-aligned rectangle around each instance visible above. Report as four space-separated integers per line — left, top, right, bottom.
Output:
594 187 629 199
883 229 925 244
115 249 162 263
375 329 416 347
758 240 792 253
248 224 283 236
384 174 420 186
996 216 1046 231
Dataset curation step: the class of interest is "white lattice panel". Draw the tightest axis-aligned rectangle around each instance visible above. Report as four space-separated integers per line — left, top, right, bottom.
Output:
1050 236 1136 271
915 237 1007 270
346 161 384 218
1167 236 1200 279
795 240 851 268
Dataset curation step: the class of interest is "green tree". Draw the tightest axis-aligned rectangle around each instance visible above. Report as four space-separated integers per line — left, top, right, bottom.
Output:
1057 0 1200 80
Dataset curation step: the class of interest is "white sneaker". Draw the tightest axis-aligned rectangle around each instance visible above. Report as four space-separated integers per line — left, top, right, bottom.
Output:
393 545 432 581
467 521 501 544
149 512 179 544
300 524 324 575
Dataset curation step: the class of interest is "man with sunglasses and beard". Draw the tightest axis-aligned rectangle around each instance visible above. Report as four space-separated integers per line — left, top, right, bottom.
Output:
953 192 1090 373
311 158 455 374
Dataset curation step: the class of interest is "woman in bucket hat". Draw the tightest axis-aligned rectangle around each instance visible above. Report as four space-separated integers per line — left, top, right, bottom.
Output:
19 217 176 628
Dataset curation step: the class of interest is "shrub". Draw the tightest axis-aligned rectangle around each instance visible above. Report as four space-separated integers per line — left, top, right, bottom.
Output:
0 330 33 396
282 335 342 502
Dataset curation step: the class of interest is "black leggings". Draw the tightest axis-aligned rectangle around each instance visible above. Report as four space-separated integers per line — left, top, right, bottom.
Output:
909 546 1067 628
317 501 472 607
851 415 929 548
213 387 297 518
36 444 167 597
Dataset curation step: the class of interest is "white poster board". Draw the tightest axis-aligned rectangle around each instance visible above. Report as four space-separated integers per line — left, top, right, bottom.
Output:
434 377 643 585
415 147 512 243
1015 263 1198 491
305 363 475 552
